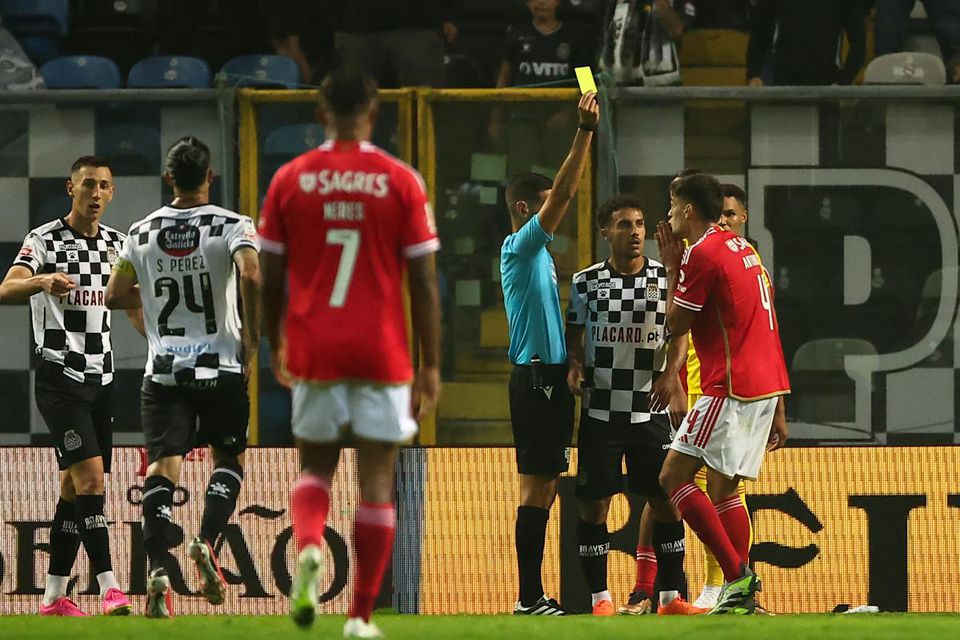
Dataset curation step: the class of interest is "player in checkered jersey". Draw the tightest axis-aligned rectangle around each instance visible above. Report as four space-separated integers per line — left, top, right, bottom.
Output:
0 156 139 617
566 195 697 616
105 137 260 618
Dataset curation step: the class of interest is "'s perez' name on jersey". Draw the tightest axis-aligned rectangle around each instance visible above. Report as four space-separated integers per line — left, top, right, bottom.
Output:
156 255 207 272
299 170 389 197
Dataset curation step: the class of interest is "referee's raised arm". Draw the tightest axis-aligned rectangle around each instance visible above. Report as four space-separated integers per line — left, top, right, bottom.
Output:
536 92 599 235
500 91 599 616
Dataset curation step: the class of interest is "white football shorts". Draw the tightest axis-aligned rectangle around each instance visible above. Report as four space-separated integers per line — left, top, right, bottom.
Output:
670 395 779 480
291 382 418 444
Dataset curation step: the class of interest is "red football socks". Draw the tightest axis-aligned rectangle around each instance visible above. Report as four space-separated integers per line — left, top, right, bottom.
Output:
634 545 657 595
670 482 741 582
350 503 396 622
291 474 331 551
715 495 751 565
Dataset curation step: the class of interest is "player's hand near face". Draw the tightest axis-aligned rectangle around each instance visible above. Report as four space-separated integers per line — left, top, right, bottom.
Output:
412 365 440 420
655 221 684 273
41 272 76 298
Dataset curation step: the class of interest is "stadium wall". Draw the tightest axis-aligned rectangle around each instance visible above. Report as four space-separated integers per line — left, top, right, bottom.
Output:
3 446 959 614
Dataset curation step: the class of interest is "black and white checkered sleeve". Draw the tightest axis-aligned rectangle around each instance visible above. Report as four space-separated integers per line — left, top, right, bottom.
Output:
12 232 46 274
566 271 589 325
226 215 259 255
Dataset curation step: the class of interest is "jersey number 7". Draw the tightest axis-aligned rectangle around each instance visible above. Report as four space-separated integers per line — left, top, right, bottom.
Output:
327 229 360 308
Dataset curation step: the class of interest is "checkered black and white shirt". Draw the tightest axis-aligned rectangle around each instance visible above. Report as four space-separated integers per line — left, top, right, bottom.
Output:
14 218 126 385
120 205 258 386
567 259 669 423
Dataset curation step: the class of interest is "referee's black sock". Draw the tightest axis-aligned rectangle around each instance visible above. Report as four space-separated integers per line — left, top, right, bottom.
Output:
142 475 176 573
577 520 610 596
653 520 687 595
199 460 244 548
516 506 549 606
48 498 81 577
74 494 112 575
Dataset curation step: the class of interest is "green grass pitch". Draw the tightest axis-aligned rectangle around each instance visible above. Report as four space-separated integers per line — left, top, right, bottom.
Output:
2 614 960 640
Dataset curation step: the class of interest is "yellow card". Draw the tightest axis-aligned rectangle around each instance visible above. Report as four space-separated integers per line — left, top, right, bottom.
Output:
575 66 597 95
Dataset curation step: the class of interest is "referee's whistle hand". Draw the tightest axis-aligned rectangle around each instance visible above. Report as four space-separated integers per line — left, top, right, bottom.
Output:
42 272 76 298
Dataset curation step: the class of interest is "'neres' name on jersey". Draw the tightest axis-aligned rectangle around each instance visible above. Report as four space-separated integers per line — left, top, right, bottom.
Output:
300 170 389 197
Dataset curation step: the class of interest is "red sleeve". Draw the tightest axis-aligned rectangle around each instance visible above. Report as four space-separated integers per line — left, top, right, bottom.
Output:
674 244 718 312
257 165 290 254
397 163 440 259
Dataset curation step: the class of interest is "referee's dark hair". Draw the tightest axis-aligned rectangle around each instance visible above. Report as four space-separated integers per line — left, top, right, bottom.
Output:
721 183 746 208
597 194 644 228
164 136 210 191
674 167 702 179
319 68 378 117
670 172 723 223
70 155 111 174
505 172 553 217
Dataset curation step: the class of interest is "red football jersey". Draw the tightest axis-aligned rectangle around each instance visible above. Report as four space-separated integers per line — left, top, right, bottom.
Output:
673 225 790 400
258 140 439 384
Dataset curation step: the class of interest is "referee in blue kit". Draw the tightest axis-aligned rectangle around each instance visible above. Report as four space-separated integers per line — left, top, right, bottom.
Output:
501 91 599 616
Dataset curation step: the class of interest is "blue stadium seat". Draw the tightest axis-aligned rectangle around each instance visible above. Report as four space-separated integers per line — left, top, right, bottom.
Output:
128 56 211 88
219 55 300 89
40 55 121 88
264 123 325 157
0 0 69 36
16 34 61 65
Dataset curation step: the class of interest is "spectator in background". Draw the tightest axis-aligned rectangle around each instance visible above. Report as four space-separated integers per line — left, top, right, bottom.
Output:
747 0 867 85
691 0 749 30
0 17 44 90
264 1 337 85
334 0 458 88
496 0 595 88
599 0 694 86
875 0 960 82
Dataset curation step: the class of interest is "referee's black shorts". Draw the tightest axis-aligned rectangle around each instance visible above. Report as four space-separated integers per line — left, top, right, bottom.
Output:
508 364 575 476
575 413 672 500
35 359 114 473
141 373 249 465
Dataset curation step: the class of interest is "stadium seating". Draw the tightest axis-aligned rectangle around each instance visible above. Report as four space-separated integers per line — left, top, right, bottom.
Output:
0 0 68 36
71 0 155 75
128 55 211 88
39 55 121 88
0 0 69 64
218 55 300 89
864 51 946 85
680 30 748 86
262 123 325 178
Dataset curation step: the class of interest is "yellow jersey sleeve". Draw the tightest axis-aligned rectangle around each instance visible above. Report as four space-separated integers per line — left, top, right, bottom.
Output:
685 332 702 396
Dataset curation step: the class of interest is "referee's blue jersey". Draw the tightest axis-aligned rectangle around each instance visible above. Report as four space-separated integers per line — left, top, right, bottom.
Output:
500 215 566 366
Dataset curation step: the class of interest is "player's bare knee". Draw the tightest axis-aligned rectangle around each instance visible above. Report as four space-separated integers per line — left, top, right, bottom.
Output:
578 498 609 524
59 471 77 501
646 496 680 522
211 447 243 470
72 471 103 495
520 474 557 509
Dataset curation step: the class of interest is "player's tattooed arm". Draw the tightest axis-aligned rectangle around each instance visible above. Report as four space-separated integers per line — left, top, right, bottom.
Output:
0 265 75 303
408 253 441 419
233 247 261 382
650 333 688 428
565 323 586 397
260 251 291 388
104 259 142 310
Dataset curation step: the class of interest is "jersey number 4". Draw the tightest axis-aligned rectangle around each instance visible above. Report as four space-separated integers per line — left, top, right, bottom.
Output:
327 229 359 308
155 273 217 336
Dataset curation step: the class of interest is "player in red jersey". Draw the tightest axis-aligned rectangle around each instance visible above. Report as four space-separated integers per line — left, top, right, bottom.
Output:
654 172 790 615
259 70 441 638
